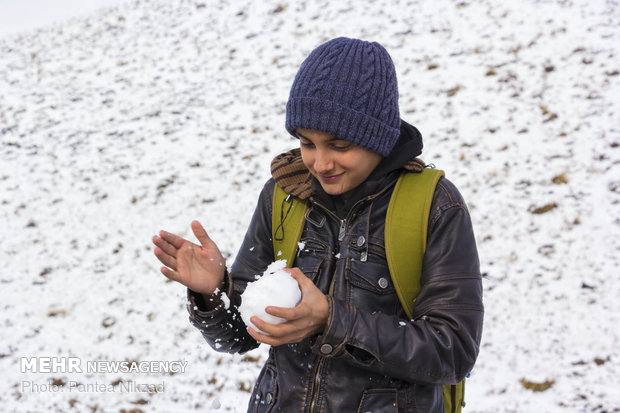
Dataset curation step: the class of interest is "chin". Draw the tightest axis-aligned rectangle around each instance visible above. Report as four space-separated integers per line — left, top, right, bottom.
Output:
321 184 348 196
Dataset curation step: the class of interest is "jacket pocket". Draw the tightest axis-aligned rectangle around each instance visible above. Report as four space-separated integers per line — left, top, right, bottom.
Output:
356 388 398 413
346 252 397 296
345 257 401 315
297 235 329 258
248 363 278 413
296 235 329 281
346 263 395 295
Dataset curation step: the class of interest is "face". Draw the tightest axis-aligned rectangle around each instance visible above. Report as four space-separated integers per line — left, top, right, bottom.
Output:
297 128 382 198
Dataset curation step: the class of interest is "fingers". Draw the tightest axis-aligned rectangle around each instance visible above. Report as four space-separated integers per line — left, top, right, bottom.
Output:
265 305 297 321
160 266 180 282
152 235 178 257
283 267 304 278
153 245 178 270
283 268 309 288
247 319 295 347
191 220 214 248
153 231 180 282
158 230 185 249
248 315 314 346
155 222 214 251
246 326 277 346
285 268 321 301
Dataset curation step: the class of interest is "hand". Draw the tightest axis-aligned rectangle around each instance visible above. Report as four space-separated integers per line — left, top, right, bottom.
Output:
152 220 226 294
247 268 329 346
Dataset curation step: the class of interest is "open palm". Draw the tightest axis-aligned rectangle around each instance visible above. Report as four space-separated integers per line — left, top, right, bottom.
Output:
152 221 226 294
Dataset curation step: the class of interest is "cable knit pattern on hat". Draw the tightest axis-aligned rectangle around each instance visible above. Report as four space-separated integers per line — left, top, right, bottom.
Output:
308 42 344 99
353 46 375 112
285 37 401 156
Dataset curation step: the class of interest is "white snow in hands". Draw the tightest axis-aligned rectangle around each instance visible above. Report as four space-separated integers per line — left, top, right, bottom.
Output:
239 260 301 334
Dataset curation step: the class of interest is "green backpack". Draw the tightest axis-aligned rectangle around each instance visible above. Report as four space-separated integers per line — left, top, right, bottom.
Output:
271 168 466 413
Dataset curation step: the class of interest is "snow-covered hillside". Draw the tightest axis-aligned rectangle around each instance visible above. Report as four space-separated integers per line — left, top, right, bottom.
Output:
1 0 619 411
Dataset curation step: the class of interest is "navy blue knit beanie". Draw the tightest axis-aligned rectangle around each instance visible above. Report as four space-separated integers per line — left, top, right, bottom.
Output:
286 37 401 157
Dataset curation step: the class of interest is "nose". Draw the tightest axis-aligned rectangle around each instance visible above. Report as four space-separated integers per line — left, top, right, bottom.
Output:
314 148 334 173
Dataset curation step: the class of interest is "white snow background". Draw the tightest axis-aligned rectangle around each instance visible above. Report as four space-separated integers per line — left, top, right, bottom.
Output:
0 0 127 39
1 0 619 411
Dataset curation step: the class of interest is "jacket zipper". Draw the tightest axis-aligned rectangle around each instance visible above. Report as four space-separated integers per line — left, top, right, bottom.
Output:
309 357 325 412
305 207 351 413
305 204 339 413
338 218 346 241
306 181 398 413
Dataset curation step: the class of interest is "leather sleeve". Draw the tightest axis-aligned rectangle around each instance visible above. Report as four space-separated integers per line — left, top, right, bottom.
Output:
186 179 277 354
311 178 484 384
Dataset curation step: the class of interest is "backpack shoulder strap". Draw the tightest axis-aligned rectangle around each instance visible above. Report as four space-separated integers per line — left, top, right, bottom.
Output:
384 168 445 320
385 169 466 413
272 183 308 267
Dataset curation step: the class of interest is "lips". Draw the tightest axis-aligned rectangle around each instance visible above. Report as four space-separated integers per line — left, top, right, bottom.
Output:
318 172 344 183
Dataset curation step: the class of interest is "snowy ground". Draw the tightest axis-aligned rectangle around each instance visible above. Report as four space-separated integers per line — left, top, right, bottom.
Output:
1 0 619 412
0 0 127 38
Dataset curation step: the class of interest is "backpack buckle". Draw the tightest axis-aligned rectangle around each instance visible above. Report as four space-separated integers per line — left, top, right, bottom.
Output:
304 208 326 228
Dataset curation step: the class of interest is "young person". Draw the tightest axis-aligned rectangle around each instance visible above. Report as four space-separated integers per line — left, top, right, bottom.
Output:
152 37 483 412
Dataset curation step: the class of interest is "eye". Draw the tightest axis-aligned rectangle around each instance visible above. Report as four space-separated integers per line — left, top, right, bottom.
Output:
330 141 351 151
299 138 314 148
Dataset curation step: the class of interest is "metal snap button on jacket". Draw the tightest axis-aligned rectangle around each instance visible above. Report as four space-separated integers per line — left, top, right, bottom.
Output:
320 343 333 354
378 277 389 289
356 235 365 247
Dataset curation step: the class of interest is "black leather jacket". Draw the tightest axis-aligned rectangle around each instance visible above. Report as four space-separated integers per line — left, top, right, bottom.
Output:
187 132 483 412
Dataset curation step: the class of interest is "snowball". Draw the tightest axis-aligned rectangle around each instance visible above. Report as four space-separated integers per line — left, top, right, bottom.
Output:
239 260 301 334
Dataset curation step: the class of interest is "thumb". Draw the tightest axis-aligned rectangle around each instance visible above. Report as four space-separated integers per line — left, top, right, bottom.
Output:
285 268 308 288
191 220 214 247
